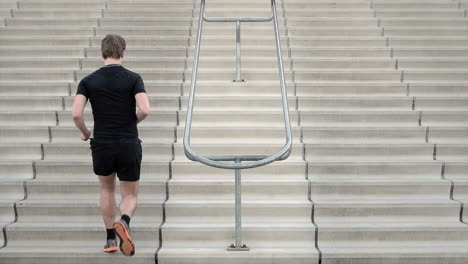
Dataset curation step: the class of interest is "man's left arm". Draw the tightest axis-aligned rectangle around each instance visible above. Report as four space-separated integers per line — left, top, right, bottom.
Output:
72 94 91 141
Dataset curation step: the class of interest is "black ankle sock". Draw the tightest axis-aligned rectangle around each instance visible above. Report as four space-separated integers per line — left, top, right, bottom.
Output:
106 228 116 240
121 214 131 226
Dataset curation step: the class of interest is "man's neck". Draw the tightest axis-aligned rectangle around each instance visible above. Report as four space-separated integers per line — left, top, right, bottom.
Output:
104 59 122 65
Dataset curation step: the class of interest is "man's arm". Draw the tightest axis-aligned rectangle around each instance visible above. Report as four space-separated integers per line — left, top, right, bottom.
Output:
72 94 91 141
135 92 150 123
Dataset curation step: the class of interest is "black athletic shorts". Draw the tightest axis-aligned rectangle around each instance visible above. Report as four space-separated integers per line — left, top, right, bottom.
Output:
90 138 142 182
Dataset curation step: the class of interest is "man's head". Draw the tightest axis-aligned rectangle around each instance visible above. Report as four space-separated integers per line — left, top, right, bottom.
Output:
101 34 126 61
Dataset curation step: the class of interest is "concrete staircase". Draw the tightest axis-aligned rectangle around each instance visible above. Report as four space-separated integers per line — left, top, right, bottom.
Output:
0 0 467 263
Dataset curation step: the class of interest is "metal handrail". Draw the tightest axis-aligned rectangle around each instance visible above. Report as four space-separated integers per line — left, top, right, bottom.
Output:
183 0 292 170
183 0 292 251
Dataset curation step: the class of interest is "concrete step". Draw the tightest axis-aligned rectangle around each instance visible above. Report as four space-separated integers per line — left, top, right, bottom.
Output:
5 18 100 27
292 58 396 70
288 27 382 37
180 96 296 110
0 83 69 96
314 200 461 223
318 222 468 247
0 27 95 37
452 180 468 203
444 162 468 180
0 47 85 58
95 26 191 37
161 223 315 248
415 97 468 110
17 1 106 9
158 248 319 264
0 180 25 201
42 143 172 161
310 180 451 201
0 37 91 47
384 28 468 37
0 249 171 264
181 82 296 96
421 111 468 127
281 18 379 27
305 143 434 161
319 246 468 264
0 144 42 161
5 222 159 248
290 47 391 57
394 48 468 57
173 143 303 160
284 9 374 18
381 18 468 27
375 9 465 18
175 126 300 143
26 180 166 200
302 127 427 143
308 161 443 180
12 9 103 18
284 2 371 9
299 111 419 127
398 59 468 69
389 37 468 47
165 200 311 223
0 161 34 180
298 97 412 110
288 37 387 47
0 70 74 82
34 160 169 181
0 58 82 69
0 97 63 111
0 127 49 143
428 128 468 143
178 110 299 126
15 200 163 224
293 70 401 82
0 201 15 229
373 1 458 9
101 18 193 27
296 83 407 96
436 144 468 161
404 71 468 82
409 84 468 96
171 160 306 180
168 179 308 201
0 111 57 127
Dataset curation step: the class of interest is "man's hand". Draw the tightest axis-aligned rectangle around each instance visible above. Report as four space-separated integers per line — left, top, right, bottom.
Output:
81 129 91 141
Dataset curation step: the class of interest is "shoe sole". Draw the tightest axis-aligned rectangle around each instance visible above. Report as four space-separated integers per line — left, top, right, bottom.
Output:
113 221 135 256
104 246 119 253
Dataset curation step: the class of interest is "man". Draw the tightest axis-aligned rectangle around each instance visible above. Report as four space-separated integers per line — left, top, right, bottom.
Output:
72 34 150 256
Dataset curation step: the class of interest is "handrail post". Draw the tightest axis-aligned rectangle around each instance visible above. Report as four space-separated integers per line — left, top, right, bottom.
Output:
234 20 244 82
227 159 249 251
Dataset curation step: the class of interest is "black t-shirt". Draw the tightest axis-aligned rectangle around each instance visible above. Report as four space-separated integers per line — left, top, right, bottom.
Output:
76 64 146 142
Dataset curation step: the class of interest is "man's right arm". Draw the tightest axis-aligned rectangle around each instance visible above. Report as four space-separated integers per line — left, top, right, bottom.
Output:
135 92 150 123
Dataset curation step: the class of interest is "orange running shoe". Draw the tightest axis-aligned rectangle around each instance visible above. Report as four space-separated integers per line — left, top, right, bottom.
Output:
103 238 118 253
113 220 135 256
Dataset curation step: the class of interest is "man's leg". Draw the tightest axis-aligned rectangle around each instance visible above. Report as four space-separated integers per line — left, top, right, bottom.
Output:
98 172 117 229
113 181 139 256
119 180 139 218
